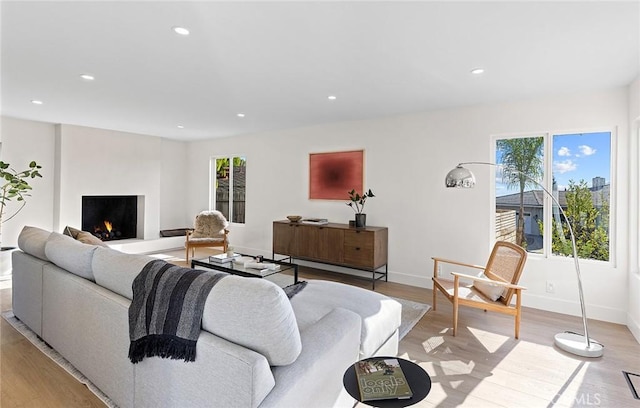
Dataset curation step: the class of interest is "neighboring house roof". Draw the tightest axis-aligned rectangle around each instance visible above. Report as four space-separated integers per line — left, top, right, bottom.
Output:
496 190 550 208
496 185 609 209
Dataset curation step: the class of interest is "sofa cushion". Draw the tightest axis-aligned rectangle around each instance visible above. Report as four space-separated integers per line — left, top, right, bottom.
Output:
289 280 401 358
63 225 81 239
201 276 302 366
76 231 108 246
92 247 154 300
64 225 108 247
473 272 505 301
17 225 52 261
44 232 98 281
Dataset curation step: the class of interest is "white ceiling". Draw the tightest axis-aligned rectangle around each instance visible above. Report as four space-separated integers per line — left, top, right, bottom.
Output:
2 1 639 141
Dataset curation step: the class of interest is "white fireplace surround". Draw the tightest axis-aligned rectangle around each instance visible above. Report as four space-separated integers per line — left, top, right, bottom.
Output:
0 122 191 254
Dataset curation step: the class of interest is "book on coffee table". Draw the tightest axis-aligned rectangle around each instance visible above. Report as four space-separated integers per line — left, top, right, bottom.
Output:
354 358 413 402
232 257 280 276
209 253 240 263
241 264 281 276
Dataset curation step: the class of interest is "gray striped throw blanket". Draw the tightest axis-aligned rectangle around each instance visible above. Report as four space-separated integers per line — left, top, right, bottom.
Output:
128 260 227 363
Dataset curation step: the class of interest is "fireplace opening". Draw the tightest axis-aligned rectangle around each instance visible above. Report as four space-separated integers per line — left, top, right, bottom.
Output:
82 195 138 241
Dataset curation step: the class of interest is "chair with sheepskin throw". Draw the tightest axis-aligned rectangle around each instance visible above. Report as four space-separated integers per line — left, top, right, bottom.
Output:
185 210 229 262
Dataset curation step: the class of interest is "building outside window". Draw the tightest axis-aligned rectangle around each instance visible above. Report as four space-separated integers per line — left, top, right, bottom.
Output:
495 131 612 262
212 156 246 224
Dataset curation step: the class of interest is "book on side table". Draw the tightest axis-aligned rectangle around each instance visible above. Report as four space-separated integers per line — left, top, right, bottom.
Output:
300 218 328 225
354 358 413 402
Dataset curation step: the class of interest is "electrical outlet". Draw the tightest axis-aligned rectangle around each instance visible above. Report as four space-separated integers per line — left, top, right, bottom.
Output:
437 265 442 276
546 281 555 293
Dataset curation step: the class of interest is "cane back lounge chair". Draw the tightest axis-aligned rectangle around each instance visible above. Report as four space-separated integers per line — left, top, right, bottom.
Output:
432 241 527 338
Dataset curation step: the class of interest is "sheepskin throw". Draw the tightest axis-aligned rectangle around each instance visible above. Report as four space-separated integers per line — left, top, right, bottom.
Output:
128 259 228 363
191 210 229 238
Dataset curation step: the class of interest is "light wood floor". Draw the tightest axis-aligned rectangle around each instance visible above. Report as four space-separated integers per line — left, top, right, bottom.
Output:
2 247 639 407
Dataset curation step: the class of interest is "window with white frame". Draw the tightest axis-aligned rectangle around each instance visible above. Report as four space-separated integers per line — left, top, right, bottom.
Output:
212 156 246 224
495 131 612 262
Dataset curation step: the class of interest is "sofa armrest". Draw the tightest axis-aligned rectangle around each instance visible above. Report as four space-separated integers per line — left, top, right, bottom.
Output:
134 330 275 408
12 251 47 337
259 307 361 408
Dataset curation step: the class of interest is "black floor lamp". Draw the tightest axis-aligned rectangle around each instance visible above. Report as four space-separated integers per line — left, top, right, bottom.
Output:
445 162 604 358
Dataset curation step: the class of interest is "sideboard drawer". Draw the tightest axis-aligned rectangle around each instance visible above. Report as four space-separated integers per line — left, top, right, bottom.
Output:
343 230 375 267
343 245 374 267
344 230 374 249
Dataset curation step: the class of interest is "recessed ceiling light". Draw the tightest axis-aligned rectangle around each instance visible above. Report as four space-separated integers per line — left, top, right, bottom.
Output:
31 100 43 105
177 125 184 129
328 95 337 100
471 68 485 75
237 113 245 118
172 26 190 36
80 74 95 81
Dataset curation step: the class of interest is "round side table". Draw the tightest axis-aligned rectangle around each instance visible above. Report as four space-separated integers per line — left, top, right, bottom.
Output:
343 357 431 407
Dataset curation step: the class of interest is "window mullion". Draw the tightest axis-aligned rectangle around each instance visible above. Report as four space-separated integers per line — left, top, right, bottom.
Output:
543 133 553 258
228 157 234 223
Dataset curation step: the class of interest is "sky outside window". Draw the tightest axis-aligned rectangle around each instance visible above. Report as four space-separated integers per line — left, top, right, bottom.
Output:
552 132 610 190
496 132 611 196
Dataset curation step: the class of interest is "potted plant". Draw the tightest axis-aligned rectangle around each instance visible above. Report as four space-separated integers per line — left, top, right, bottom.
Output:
0 160 42 249
346 188 375 228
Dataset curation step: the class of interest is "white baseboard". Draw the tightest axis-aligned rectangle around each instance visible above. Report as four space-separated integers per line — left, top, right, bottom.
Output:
389 270 630 327
628 312 640 344
387 271 431 288
521 293 627 325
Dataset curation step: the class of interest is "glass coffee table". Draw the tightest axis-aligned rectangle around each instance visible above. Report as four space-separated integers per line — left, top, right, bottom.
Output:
191 254 298 287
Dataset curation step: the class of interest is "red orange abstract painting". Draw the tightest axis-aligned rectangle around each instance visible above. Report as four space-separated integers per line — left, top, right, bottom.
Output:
309 150 364 200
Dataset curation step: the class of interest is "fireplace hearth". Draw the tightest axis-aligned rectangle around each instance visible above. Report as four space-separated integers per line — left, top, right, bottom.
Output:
82 195 138 241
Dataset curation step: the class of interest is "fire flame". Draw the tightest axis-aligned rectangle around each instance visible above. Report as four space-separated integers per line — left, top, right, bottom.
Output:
104 220 113 232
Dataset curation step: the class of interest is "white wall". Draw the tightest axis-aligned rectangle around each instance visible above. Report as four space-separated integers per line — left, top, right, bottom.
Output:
188 87 630 324
159 139 191 230
1 86 634 327
628 76 640 341
0 117 56 247
0 119 190 247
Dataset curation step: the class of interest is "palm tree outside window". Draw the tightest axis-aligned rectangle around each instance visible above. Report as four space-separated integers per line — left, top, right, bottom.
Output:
495 131 612 262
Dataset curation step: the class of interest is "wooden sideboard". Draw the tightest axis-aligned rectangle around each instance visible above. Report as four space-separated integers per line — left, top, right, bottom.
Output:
272 220 388 289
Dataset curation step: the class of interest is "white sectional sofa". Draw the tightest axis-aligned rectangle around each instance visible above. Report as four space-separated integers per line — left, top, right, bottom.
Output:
12 226 402 408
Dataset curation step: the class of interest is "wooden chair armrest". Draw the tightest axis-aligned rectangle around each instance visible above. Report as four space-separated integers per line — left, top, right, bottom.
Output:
451 272 527 290
432 257 486 270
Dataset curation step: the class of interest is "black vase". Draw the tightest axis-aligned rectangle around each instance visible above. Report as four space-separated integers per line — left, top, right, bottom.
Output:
355 213 366 228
